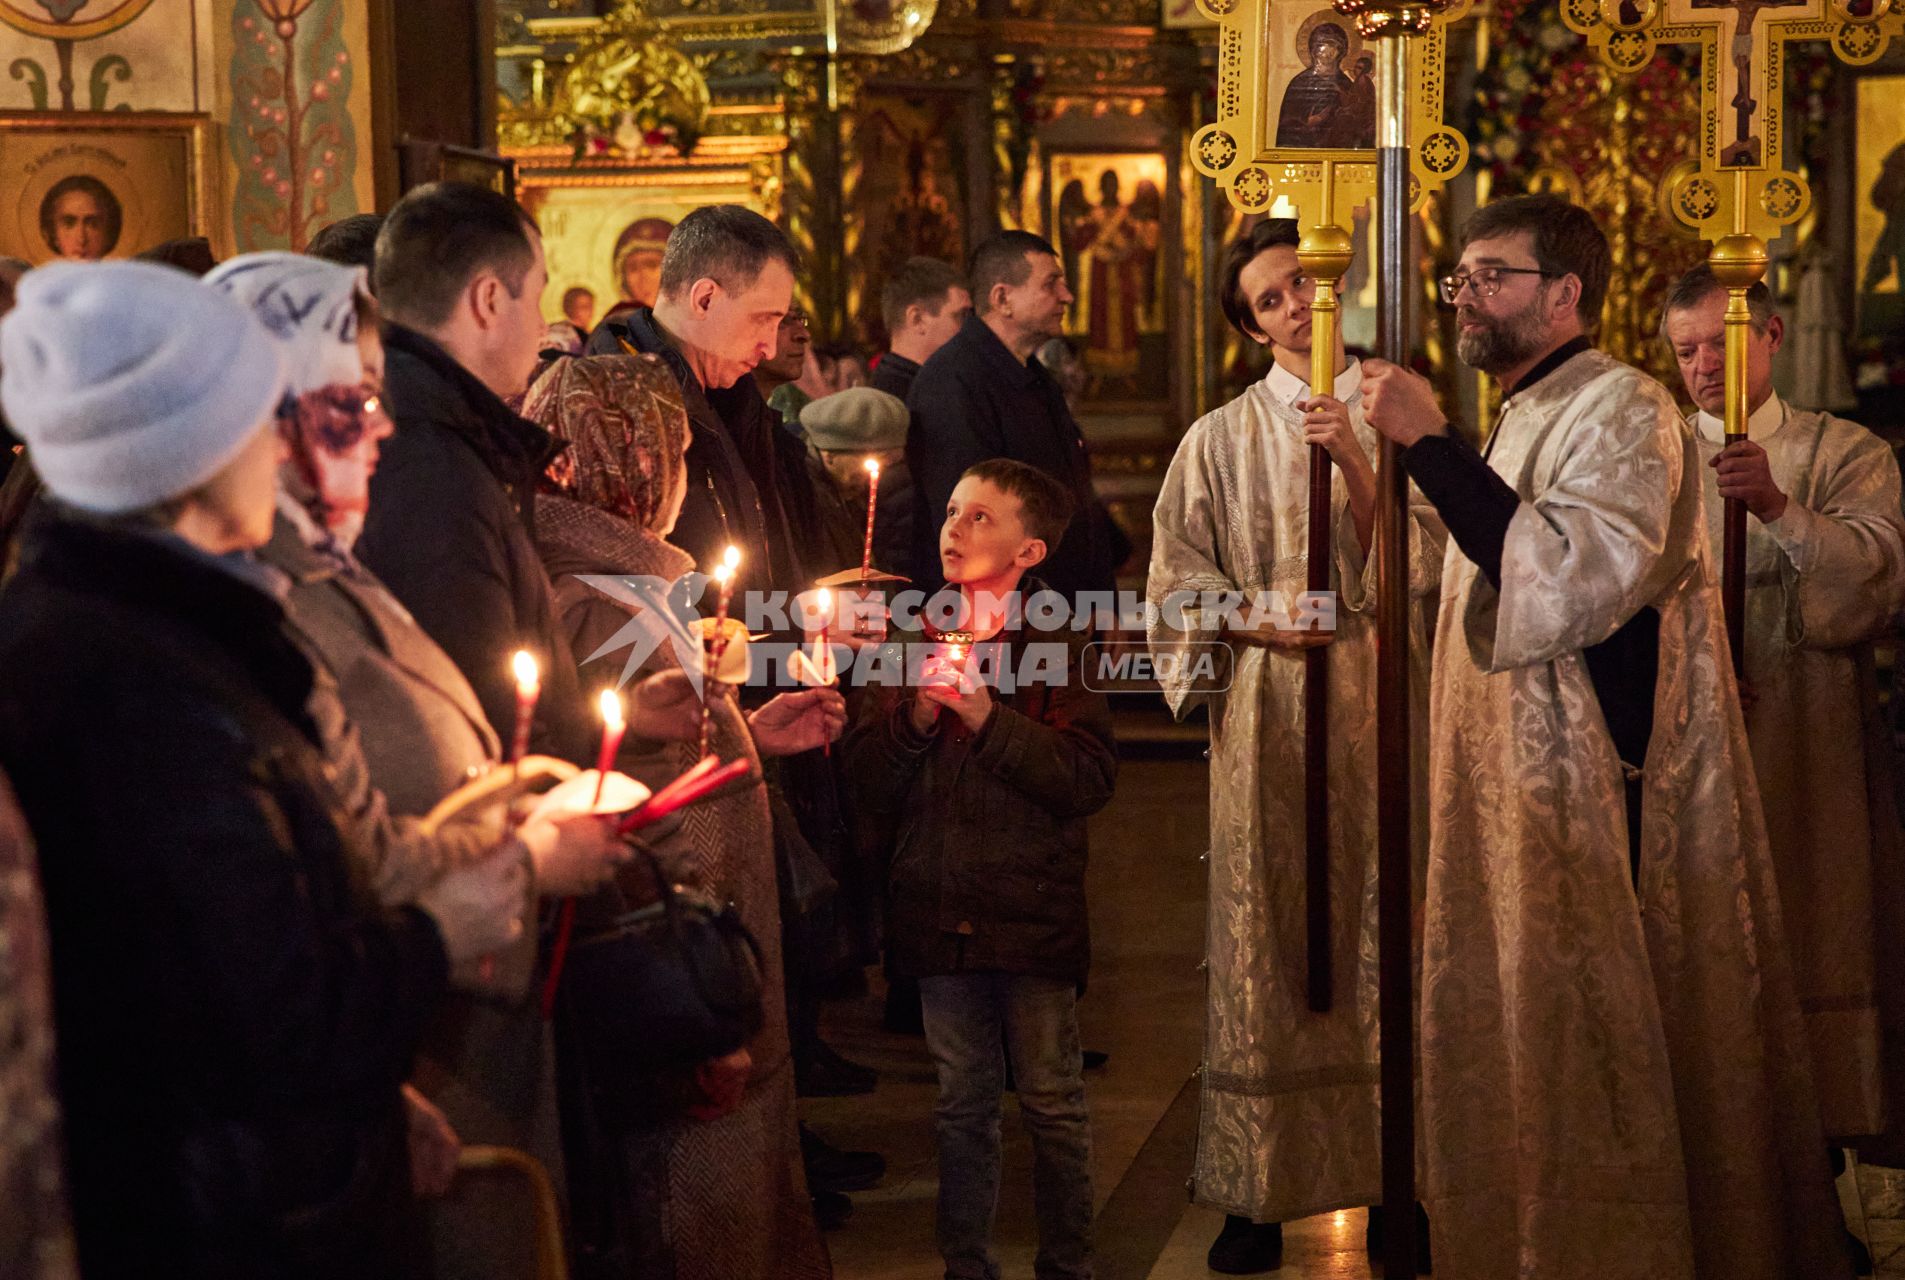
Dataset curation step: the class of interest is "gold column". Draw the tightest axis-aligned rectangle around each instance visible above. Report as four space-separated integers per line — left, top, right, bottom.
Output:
1710 203 1768 677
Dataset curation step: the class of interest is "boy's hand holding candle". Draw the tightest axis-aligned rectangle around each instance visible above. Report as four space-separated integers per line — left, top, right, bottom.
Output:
918 665 992 734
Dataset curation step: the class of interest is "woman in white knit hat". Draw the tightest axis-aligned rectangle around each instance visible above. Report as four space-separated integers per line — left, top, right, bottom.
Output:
0 260 528 1279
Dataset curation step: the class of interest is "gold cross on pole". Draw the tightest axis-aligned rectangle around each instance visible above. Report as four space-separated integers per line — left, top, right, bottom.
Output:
1565 0 1899 243
1564 0 1900 674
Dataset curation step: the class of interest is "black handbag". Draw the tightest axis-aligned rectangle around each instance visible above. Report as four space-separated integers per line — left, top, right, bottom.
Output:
559 843 766 1127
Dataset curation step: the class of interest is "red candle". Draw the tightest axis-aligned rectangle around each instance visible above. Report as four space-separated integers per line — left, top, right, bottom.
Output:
508 649 540 766
816 587 835 757
590 689 625 809
618 756 752 834
701 547 741 756
503 649 541 994
860 458 880 580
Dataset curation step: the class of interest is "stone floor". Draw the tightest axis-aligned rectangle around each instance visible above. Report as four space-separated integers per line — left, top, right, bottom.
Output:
805 753 1905 1278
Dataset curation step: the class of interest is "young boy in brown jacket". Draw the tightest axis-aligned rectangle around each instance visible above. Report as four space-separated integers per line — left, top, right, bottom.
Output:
846 458 1117 1280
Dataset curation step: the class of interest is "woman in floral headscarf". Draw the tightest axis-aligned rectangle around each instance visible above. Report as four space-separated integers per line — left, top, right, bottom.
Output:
525 353 837 1280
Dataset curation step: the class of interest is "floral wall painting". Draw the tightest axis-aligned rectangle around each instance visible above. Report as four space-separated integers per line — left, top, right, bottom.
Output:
229 0 357 251
0 0 208 113
0 110 214 262
1049 151 1170 405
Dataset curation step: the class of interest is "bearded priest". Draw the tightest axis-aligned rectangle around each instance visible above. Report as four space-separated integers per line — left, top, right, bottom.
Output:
1360 194 1846 1280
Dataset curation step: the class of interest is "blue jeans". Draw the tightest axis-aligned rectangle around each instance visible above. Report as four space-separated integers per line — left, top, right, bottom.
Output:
919 973 1094 1280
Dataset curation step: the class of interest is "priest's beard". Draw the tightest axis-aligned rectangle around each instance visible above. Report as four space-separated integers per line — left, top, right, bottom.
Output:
1456 295 1549 374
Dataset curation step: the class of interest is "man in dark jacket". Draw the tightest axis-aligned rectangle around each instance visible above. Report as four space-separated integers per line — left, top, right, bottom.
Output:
586 204 828 598
865 258 967 573
870 255 969 403
355 182 595 762
903 233 1117 604
0 261 524 1278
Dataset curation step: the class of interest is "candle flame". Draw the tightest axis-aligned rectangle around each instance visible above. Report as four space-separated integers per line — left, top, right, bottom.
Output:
864 457 880 478
512 649 540 693
817 586 833 613
598 688 624 731
721 545 741 571
713 562 735 588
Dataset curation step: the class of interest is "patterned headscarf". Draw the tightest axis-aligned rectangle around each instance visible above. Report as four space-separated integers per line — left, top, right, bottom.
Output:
204 251 389 548
521 354 691 536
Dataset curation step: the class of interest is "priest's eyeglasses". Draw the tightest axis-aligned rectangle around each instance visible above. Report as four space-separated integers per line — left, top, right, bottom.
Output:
1438 267 1556 304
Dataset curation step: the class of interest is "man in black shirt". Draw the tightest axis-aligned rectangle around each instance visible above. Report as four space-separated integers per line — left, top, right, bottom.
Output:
904 233 1115 604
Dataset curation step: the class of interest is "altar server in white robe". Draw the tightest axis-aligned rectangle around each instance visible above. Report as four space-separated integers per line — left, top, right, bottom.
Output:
1661 263 1905 1154
1361 194 1846 1280
1146 218 1444 1275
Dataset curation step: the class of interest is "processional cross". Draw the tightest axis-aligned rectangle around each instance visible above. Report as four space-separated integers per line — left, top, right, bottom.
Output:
1191 0 1465 1270
1564 0 1903 672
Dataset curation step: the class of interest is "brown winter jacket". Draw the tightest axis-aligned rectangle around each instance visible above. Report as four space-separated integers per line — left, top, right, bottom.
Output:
844 595 1117 984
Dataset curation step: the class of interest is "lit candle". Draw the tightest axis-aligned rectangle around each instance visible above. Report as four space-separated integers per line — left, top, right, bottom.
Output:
860 458 881 580
509 649 540 766
711 546 740 642
702 547 742 756
591 688 625 809
815 586 836 758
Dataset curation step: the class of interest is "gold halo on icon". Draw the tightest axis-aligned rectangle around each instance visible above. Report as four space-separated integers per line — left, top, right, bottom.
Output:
1294 11 1364 71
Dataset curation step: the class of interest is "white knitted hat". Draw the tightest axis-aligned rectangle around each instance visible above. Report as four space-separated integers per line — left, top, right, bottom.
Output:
0 260 287 515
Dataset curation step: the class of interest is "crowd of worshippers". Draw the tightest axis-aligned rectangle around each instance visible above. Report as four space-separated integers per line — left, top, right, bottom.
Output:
0 179 1901 1280
0 187 1122 1280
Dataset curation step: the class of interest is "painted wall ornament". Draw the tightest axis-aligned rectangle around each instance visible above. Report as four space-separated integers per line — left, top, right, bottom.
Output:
230 0 357 251
0 0 156 110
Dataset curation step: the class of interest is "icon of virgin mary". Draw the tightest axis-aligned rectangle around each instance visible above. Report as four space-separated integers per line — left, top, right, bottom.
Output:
1275 20 1371 149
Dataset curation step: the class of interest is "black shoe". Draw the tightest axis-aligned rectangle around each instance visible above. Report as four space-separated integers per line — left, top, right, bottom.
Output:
812 1190 853 1230
1366 1203 1433 1274
800 1123 886 1194
796 1040 878 1097
1207 1215 1282 1274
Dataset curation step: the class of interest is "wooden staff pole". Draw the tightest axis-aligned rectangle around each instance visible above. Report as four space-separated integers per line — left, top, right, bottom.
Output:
1373 26 1418 1278
1296 210 1354 1015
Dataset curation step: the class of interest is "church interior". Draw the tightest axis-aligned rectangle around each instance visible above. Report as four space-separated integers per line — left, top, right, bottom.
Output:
4 0 1905 1278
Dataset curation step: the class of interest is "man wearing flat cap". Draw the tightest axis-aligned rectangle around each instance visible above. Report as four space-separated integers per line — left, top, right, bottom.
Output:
799 386 913 577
